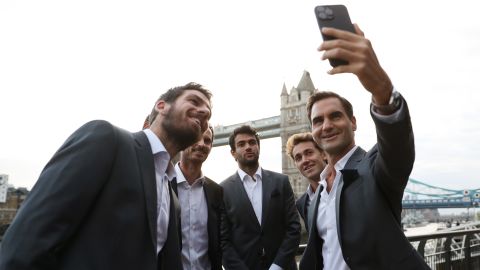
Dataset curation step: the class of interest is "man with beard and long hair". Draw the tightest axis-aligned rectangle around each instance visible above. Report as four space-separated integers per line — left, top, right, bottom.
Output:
171 126 224 270
0 82 212 270
220 125 300 270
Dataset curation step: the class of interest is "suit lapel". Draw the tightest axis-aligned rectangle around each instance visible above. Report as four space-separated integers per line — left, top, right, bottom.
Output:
203 179 214 234
308 185 323 235
301 183 324 269
133 131 157 250
261 169 273 228
159 181 182 269
335 147 365 247
302 194 309 232
233 173 261 229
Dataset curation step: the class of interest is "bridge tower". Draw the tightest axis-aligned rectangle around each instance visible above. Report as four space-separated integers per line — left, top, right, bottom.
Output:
280 71 317 196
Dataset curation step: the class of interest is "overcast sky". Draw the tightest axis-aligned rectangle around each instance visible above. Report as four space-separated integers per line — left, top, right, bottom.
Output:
1 0 479 195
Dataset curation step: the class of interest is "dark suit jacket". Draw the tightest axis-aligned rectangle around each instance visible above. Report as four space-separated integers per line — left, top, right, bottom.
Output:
172 176 224 270
299 96 430 270
221 169 300 270
0 120 182 270
296 192 309 233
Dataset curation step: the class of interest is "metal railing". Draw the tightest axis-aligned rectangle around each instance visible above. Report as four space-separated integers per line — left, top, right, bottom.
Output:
297 229 480 270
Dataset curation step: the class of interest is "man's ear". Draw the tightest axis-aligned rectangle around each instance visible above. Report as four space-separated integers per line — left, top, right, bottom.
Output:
155 100 169 116
230 149 237 161
351 115 357 131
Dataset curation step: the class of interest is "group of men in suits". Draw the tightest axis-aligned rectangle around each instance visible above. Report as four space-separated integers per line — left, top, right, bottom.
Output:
0 23 433 270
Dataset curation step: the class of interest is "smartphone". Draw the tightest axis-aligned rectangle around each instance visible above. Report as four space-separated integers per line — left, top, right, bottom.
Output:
314 5 355 67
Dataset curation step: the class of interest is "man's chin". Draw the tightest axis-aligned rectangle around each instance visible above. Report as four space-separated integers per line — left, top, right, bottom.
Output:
176 132 201 151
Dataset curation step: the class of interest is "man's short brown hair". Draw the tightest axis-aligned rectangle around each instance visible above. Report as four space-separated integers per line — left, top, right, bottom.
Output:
149 82 212 125
306 91 354 123
228 125 260 151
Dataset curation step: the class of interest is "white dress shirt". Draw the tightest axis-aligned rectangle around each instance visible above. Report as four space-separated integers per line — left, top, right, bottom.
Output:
237 167 283 270
316 146 358 270
237 167 263 225
143 129 176 254
174 163 210 270
305 184 318 208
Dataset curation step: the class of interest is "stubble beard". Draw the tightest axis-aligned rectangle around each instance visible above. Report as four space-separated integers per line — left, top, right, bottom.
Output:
238 155 259 169
162 111 201 152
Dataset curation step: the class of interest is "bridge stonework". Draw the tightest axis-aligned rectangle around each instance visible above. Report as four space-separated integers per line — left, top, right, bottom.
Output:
280 71 317 196
213 71 317 197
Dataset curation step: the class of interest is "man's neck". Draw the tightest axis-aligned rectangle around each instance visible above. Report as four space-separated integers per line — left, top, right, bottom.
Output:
327 143 355 166
239 163 259 179
179 161 203 186
150 125 180 158
307 179 319 193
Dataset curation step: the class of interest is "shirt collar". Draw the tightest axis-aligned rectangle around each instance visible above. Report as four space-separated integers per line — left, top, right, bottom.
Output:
143 129 176 180
319 145 358 187
237 166 262 182
335 145 359 171
306 184 316 198
174 162 205 185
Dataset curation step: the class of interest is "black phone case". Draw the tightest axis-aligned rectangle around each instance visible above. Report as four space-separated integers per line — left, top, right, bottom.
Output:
314 5 355 67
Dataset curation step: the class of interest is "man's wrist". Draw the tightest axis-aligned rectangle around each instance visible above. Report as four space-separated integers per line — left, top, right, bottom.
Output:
372 89 400 115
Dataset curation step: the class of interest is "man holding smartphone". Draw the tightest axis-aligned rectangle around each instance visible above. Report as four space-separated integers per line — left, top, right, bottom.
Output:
299 24 430 269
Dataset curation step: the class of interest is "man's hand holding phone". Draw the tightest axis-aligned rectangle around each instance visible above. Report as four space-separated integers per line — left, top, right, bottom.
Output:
315 5 393 104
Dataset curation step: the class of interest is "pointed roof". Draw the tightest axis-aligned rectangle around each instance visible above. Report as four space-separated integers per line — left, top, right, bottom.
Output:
296 70 315 92
281 83 288 96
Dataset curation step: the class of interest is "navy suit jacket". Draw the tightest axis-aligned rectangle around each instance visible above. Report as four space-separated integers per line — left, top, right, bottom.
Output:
300 96 430 270
0 120 182 270
220 169 300 270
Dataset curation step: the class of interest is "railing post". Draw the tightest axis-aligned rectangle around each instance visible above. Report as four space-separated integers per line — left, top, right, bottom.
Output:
465 233 471 270
445 236 452 269
417 240 427 258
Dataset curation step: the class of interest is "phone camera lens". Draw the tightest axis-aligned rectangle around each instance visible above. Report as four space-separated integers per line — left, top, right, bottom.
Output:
316 6 334 20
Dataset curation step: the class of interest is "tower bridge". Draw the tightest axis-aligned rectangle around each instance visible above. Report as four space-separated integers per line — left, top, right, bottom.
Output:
213 71 479 209
403 179 480 209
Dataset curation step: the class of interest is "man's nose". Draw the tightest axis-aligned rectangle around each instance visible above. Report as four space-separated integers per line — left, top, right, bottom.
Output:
322 118 334 130
197 104 211 120
300 156 309 166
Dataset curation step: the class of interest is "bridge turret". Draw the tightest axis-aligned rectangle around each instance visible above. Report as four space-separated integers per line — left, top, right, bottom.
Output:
281 83 288 107
289 87 299 102
297 70 316 101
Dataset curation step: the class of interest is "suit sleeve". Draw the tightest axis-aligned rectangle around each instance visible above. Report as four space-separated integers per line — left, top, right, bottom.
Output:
273 176 301 268
220 183 249 270
0 120 118 270
371 94 415 206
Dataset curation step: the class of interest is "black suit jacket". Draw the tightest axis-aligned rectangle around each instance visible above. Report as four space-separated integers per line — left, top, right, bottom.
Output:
0 120 182 270
295 192 310 233
220 169 300 270
299 96 430 270
172 176 224 270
